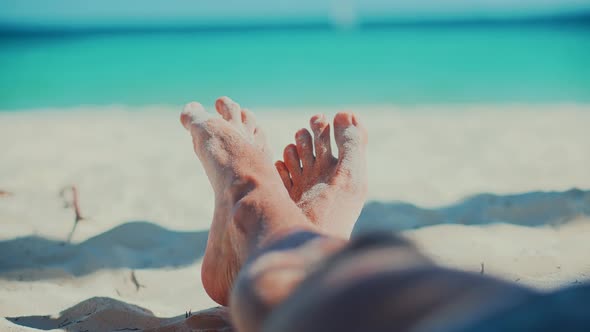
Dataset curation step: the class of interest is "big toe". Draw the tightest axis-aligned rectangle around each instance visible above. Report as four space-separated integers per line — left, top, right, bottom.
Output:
181 102 211 131
180 102 216 155
333 112 367 159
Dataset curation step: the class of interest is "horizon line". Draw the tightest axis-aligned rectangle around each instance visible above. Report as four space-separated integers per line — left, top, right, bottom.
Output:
1 10 589 37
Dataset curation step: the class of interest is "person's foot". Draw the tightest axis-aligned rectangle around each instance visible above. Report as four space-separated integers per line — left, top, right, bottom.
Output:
275 112 368 238
180 97 314 306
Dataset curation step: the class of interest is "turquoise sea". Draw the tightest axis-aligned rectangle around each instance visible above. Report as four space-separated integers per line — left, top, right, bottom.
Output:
1 23 589 110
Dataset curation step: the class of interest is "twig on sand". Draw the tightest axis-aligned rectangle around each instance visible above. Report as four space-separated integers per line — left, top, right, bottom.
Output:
130 270 146 291
0 190 12 197
480 263 485 275
60 185 86 243
60 185 85 223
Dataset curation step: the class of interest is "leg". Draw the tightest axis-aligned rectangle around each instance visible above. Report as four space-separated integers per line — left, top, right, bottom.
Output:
226 105 534 330
180 97 319 305
182 101 533 332
227 111 375 330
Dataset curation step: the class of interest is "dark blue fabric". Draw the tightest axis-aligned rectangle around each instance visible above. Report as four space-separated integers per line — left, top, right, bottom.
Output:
458 283 590 332
247 231 322 264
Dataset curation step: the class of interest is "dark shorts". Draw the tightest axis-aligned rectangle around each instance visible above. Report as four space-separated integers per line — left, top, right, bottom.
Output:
262 231 590 332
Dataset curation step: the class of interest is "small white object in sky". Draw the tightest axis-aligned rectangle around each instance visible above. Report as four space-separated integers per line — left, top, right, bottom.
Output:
329 0 358 29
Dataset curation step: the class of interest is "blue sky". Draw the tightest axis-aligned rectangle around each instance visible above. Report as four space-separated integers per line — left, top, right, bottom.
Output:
1 0 589 25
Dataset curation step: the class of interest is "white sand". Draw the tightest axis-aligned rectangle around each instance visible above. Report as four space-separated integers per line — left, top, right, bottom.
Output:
1 105 589 331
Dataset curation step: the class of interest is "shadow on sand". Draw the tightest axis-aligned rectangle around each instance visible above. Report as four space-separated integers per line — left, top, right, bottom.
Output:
0 189 590 280
2 189 590 330
354 188 589 234
1 189 588 282
0 221 209 281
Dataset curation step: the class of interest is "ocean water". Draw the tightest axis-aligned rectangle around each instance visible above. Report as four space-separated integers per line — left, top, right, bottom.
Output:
1 24 589 110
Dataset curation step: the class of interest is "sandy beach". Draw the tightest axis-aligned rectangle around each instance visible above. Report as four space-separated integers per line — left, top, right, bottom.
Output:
1 105 590 331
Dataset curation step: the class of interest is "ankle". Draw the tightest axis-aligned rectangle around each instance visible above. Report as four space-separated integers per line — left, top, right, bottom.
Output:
233 188 319 245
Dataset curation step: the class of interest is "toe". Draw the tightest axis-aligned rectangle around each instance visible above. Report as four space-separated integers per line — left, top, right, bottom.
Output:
351 114 368 145
275 161 293 191
180 102 213 138
215 96 241 124
295 129 314 169
310 114 332 161
333 112 366 160
241 108 256 133
283 144 302 180
180 102 215 154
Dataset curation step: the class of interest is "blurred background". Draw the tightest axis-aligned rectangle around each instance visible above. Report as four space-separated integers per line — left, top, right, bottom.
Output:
2 2 590 329
1 0 589 110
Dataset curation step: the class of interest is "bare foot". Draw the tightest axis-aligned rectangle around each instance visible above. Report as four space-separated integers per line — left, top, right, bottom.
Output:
180 97 314 306
275 112 368 238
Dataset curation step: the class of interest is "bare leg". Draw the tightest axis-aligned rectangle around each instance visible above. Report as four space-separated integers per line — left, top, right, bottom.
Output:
228 112 373 331
180 97 319 306
184 103 534 332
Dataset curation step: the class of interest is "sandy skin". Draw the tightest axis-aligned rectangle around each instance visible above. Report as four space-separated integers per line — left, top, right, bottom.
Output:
276 112 368 238
180 97 368 306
